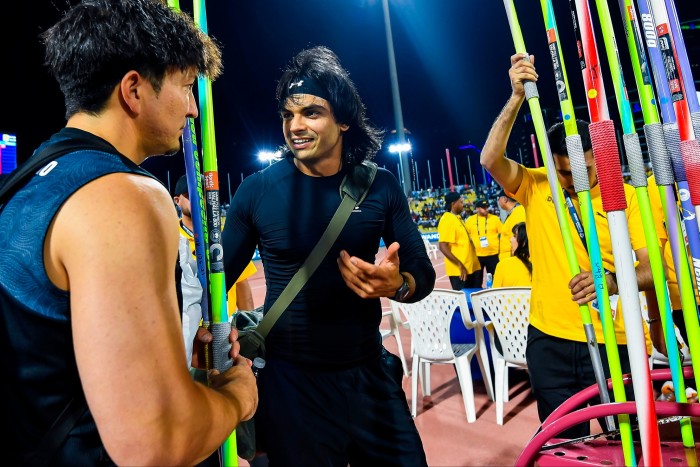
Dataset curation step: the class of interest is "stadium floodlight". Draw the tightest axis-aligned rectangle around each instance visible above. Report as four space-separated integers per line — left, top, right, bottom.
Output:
257 150 282 166
388 142 412 153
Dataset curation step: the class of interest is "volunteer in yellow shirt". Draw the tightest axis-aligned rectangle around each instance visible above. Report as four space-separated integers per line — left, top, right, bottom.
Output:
465 198 502 278
492 222 532 288
437 192 481 290
479 54 653 439
497 190 526 260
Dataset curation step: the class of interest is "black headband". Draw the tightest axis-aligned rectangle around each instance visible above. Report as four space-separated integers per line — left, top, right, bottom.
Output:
282 75 331 102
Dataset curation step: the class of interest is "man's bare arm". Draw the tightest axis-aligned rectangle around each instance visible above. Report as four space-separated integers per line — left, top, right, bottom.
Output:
235 280 255 311
46 173 257 465
480 54 539 194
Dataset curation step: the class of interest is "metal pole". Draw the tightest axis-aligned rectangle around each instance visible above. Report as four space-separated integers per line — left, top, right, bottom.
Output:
427 160 434 189
445 148 455 191
227 172 232 204
414 161 420 191
453 156 460 188
531 133 540 167
382 0 411 198
440 159 446 189
166 170 171 193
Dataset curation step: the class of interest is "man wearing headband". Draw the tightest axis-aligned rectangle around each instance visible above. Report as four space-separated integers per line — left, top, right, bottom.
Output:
222 45 433 465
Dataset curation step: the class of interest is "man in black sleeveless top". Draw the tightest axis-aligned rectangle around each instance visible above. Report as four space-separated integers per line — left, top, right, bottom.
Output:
0 1 256 464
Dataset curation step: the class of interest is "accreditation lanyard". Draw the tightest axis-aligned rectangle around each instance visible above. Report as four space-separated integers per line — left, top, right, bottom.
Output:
562 189 586 249
476 215 488 236
562 189 612 275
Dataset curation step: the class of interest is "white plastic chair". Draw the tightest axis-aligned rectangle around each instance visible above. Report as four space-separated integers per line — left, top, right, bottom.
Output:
380 305 409 377
423 237 439 260
398 288 493 423
470 287 531 425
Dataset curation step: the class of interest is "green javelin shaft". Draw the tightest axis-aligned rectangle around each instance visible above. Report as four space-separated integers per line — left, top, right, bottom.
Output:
193 0 228 326
502 0 616 439
184 0 238 463
539 0 633 461
617 0 695 448
596 0 700 420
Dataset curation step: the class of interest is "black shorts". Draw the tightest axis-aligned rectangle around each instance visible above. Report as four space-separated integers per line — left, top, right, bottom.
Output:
526 325 634 439
256 348 428 467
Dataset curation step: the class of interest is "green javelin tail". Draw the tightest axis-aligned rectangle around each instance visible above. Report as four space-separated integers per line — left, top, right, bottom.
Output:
616 0 694 448
502 0 617 445
192 1 238 464
540 0 634 463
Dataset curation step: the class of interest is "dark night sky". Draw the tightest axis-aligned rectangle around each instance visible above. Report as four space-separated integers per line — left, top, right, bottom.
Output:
2 0 699 196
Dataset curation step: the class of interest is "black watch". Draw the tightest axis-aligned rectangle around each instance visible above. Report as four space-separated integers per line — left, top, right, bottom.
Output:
392 273 411 302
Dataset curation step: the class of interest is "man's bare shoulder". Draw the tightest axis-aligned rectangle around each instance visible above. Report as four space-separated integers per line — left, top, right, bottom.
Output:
46 172 178 288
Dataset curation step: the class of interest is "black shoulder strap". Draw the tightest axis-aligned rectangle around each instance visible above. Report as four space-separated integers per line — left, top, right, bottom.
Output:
0 136 118 207
339 160 378 204
255 161 377 338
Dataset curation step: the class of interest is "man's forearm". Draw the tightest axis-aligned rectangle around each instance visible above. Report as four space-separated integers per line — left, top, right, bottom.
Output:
480 94 525 194
480 94 524 172
636 260 653 292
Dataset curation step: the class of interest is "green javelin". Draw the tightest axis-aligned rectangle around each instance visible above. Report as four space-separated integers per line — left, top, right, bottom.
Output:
192 1 238 464
596 0 700 447
168 0 238 464
538 0 633 463
615 0 694 448
501 0 617 448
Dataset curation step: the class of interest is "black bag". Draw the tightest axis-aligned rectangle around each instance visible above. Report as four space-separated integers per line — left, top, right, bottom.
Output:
232 308 265 460
229 161 377 461
234 307 266 361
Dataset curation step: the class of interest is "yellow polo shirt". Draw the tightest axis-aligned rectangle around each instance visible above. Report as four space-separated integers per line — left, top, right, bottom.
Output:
437 212 480 277
492 256 532 288
499 204 526 259
465 213 502 257
513 166 648 346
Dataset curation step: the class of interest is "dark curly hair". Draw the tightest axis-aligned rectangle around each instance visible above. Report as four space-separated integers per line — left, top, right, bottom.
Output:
42 0 222 119
275 45 383 165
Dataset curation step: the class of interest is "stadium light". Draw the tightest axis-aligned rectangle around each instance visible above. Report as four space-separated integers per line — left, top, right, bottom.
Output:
257 150 281 166
389 142 412 153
